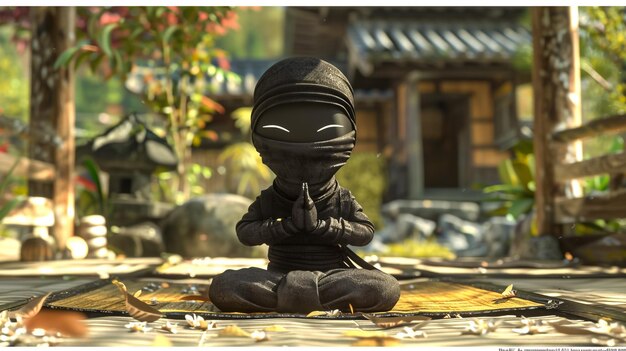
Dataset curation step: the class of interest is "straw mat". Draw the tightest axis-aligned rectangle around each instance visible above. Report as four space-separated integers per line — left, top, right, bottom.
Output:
46 279 543 318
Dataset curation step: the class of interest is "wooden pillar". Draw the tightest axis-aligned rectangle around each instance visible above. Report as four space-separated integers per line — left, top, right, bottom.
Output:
28 7 76 250
405 72 424 199
531 7 582 236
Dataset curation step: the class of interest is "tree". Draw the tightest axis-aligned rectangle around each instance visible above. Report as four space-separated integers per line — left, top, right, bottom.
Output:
54 7 240 201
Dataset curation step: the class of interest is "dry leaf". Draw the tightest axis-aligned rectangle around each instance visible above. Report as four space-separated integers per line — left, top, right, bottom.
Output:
363 314 430 329
306 309 341 317
349 304 354 314
152 334 172 346
264 325 287 332
343 330 389 338
160 321 178 334
218 325 250 338
133 290 142 298
15 292 51 319
351 337 400 346
179 295 211 303
112 280 162 322
23 310 88 338
492 284 517 304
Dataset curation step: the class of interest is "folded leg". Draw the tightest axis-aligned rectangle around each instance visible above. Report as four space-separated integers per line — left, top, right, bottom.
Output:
318 268 400 312
209 267 284 312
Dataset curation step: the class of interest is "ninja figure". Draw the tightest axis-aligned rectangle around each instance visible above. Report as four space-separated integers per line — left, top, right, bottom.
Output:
209 57 400 313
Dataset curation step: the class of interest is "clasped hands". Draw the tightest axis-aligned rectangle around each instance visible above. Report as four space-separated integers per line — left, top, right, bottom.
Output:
281 183 327 235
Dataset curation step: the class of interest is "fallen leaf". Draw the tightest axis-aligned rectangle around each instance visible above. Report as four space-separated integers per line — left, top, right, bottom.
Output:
306 309 341 317
351 337 400 346
23 310 88 338
493 284 517 304
343 330 389 338
152 334 172 346
363 314 430 329
112 280 162 322
160 321 178 334
349 304 354 314
264 325 287 332
179 295 211 303
14 293 51 319
218 325 250 338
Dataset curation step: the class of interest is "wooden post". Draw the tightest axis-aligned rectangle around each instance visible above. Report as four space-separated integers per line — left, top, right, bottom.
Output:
531 7 582 236
28 7 76 250
405 72 424 199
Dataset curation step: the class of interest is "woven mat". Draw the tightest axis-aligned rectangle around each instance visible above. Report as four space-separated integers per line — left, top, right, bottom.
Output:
46 279 544 318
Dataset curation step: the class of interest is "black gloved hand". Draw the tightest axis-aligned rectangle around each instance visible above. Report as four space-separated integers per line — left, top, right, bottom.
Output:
291 182 317 233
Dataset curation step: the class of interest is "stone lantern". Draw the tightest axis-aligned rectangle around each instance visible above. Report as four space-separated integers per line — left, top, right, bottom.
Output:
77 114 178 227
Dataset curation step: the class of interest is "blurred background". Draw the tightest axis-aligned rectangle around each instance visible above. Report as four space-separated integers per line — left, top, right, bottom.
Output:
1 6 625 265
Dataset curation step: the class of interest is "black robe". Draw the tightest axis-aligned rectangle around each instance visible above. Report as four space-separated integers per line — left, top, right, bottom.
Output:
208 178 401 313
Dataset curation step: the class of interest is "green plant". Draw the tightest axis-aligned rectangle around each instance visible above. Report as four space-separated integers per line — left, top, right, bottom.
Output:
75 158 109 218
217 106 273 199
49 7 239 201
357 238 455 260
336 153 387 229
0 158 24 222
483 142 536 222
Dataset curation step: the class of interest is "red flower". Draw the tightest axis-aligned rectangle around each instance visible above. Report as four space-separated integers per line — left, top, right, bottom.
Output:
99 12 121 26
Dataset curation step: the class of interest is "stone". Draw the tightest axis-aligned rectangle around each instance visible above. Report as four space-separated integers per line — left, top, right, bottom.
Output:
160 193 267 258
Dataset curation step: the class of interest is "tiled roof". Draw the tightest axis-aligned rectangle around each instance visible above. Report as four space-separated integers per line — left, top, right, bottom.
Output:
347 20 531 67
126 59 393 102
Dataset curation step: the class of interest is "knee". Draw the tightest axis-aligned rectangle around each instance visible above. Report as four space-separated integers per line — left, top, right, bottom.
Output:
209 269 240 307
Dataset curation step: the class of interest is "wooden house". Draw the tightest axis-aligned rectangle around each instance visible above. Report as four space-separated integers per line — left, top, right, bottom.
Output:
191 7 534 202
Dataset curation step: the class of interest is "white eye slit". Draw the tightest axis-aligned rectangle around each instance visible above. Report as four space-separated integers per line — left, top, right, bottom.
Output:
316 124 345 132
262 125 290 133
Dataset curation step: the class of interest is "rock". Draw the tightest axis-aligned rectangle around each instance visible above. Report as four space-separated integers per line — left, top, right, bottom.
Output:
160 193 267 258
376 213 436 243
382 199 481 222
437 214 485 257
481 216 517 257
108 222 164 257
509 211 562 260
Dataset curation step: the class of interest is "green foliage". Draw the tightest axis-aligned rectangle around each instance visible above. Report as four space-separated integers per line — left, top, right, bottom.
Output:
215 7 285 59
75 157 113 220
336 153 386 229
580 7 626 117
483 143 536 222
155 163 213 204
54 7 240 201
219 142 273 199
358 238 455 260
0 26 28 121
0 158 24 222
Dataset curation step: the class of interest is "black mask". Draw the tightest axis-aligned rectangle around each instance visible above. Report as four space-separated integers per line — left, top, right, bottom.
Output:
252 131 355 187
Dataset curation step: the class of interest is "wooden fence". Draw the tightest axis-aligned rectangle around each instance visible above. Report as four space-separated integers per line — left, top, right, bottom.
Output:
551 114 626 226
